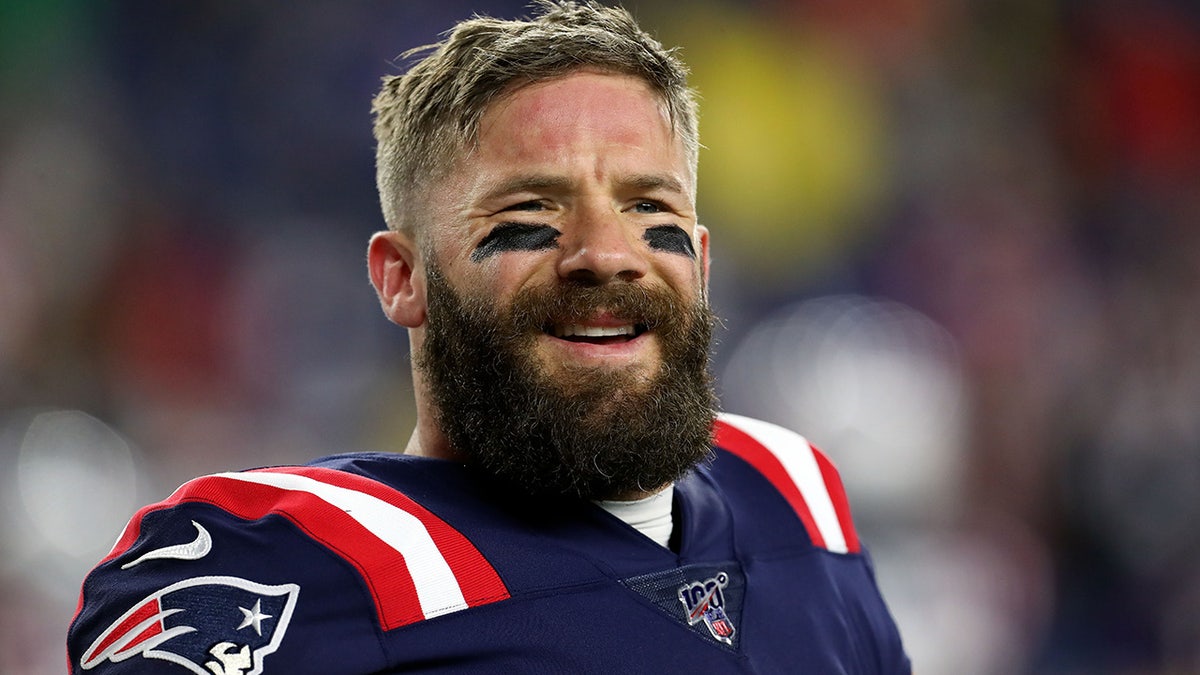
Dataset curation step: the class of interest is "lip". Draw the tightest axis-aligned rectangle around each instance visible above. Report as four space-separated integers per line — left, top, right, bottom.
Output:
548 310 637 328
551 321 644 339
544 310 646 339
536 326 657 365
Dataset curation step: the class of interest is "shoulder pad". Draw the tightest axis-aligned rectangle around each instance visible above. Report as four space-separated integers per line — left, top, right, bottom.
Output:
714 413 861 554
93 465 509 630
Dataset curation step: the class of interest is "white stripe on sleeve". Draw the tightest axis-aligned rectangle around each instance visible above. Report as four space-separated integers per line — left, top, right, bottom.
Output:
214 471 469 618
717 413 848 554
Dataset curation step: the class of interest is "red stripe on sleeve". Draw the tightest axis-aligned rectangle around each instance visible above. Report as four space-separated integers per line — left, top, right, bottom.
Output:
78 465 509 632
713 418 826 549
812 446 861 554
261 466 510 612
170 475 428 629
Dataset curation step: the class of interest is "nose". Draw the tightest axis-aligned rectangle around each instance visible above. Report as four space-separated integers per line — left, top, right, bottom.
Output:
555 205 648 285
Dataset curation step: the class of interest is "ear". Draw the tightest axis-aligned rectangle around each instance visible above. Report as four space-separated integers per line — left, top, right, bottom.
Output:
368 230 426 327
695 224 711 290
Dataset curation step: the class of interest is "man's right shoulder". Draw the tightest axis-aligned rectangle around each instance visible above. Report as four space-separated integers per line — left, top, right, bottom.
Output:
711 413 862 556
67 457 511 674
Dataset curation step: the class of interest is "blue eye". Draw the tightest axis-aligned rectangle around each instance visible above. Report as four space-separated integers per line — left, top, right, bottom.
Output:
505 200 546 212
632 201 663 214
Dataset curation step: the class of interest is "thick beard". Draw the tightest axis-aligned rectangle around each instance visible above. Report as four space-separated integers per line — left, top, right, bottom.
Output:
416 263 717 501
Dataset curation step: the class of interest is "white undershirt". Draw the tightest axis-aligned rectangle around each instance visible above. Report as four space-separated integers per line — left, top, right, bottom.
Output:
593 485 675 548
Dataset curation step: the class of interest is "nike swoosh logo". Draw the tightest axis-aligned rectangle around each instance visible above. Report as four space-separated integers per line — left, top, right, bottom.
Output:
121 520 212 569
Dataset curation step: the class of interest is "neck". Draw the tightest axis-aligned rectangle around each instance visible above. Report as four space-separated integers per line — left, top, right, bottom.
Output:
404 362 460 460
595 485 676 548
404 415 458 461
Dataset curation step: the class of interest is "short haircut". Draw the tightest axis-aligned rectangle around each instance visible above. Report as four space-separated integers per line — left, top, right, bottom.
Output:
371 0 699 234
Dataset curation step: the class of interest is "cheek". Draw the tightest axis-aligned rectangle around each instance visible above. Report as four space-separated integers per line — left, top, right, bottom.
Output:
459 255 548 303
656 257 706 301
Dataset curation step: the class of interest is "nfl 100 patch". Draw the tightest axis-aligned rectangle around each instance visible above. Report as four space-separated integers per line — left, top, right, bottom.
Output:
678 571 737 644
622 563 745 649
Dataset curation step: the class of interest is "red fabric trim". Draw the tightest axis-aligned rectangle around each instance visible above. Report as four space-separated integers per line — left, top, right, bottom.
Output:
77 465 509 633
713 418 826 549
260 466 510 612
812 446 861 554
170 475 427 629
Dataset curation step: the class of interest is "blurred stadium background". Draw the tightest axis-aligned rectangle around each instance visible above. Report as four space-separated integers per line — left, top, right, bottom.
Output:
2 1 1199 672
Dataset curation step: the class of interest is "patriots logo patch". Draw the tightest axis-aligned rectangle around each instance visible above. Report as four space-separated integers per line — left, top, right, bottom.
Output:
80 575 299 674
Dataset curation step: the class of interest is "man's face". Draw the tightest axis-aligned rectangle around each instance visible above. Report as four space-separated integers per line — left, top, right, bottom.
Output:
425 70 708 385
388 71 716 499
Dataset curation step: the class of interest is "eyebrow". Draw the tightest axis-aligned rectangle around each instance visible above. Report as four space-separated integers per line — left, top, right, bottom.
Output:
478 173 688 203
617 173 688 197
479 174 575 204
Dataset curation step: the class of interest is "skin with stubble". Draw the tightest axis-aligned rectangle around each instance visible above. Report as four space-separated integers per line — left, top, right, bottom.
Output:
369 71 717 500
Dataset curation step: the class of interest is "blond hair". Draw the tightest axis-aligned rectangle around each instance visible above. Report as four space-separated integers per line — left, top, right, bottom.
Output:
371 0 698 234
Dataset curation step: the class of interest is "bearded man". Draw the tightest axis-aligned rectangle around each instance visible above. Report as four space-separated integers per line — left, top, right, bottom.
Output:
69 3 910 672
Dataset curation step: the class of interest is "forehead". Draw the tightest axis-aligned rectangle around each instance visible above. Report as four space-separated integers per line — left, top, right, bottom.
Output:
474 70 682 164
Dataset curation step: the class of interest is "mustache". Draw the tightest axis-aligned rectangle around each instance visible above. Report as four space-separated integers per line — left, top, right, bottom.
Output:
503 281 685 335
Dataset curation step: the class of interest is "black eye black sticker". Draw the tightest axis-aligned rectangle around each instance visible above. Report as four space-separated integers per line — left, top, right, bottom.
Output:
643 224 696 259
471 223 562 262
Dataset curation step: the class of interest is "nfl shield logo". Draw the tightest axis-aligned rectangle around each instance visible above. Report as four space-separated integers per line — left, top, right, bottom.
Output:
678 571 737 645
709 614 735 640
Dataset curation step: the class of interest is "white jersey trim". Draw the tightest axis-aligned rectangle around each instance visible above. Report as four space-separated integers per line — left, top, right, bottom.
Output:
214 471 470 619
717 413 849 554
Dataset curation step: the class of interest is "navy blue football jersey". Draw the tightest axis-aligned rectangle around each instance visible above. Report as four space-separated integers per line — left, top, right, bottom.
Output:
69 413 910 673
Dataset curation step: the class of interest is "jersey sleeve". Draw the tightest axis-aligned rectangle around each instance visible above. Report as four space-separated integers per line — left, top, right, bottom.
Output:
713 412 912 673
713 412 860 553
67 465 509 674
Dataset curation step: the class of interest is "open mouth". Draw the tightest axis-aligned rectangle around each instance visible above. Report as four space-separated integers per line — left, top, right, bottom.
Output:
548 322 649 345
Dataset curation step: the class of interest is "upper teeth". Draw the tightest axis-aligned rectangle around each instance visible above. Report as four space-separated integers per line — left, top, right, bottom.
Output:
554 324 635 338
